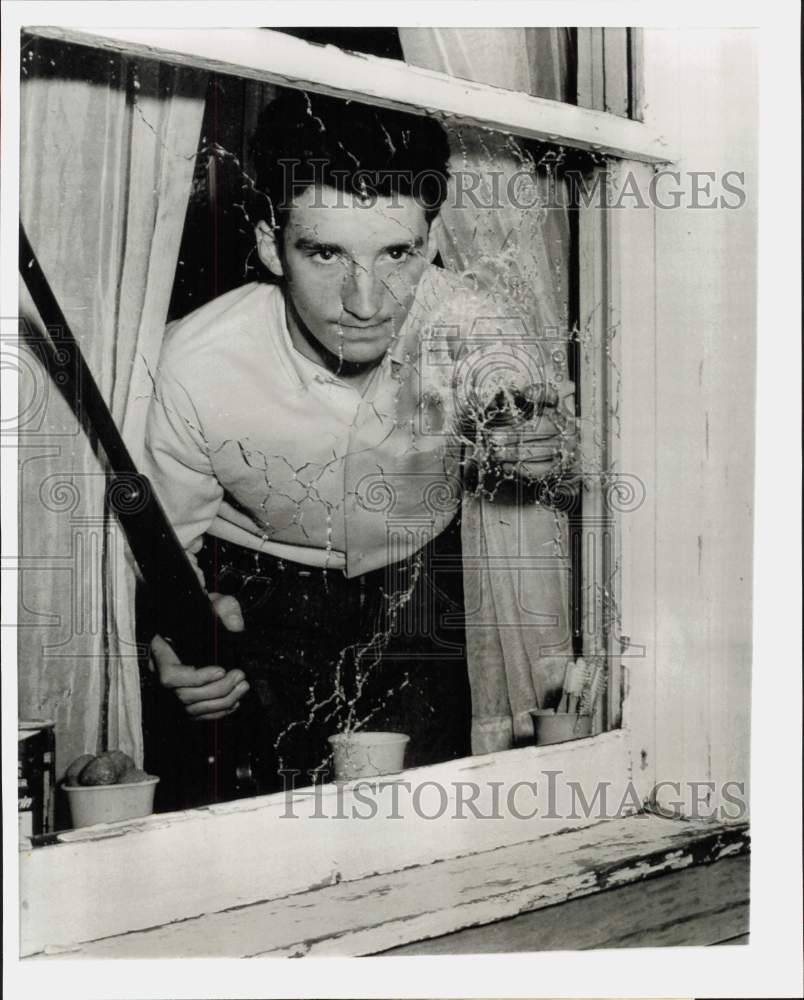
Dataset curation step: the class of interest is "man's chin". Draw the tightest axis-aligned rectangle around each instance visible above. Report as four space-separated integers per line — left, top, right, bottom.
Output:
331 334 394 366
342 347 389 366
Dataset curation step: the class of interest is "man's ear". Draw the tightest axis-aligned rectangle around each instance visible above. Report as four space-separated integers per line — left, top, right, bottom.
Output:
425 214 444 262
255 220 284 278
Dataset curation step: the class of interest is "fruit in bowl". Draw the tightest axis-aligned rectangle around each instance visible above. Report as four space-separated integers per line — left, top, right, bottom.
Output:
62 751 159 828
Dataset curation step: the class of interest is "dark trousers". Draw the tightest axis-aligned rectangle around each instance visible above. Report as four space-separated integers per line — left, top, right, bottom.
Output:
196 516 471 788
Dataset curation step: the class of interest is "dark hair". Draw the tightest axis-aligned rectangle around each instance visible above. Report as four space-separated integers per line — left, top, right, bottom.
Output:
249 89 450 230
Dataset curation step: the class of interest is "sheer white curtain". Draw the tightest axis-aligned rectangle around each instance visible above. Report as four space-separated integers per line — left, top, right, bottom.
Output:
19 39 205 776
398 26 631 112
399 28 575 751
398 27 574 100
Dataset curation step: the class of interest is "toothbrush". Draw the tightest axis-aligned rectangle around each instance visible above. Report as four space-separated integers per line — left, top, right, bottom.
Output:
579 662 607 717
564 657 588 714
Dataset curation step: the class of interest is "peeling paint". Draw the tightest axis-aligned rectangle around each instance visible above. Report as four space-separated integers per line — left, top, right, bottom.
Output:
43 818 749 959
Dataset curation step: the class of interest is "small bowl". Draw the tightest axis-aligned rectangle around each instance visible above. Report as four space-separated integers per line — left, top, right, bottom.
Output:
530 711 592 746
328 732 409 782
63 777 159 829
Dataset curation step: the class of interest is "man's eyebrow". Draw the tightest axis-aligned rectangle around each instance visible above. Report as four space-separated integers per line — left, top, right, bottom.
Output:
292 236 426 254
386 236 425 252
293 236 345 253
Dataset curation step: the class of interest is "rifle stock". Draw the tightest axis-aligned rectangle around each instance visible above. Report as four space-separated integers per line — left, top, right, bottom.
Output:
20 222 274 809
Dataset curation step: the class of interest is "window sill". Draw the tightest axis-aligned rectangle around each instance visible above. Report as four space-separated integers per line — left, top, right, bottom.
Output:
33 813 748 958
21 728 747 959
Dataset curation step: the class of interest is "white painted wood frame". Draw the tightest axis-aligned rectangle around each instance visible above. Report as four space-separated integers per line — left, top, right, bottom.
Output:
21 732 636 955
23 26 675 162
30 814 749 958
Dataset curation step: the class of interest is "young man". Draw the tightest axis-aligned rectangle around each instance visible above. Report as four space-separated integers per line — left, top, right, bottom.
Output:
146 89 575 793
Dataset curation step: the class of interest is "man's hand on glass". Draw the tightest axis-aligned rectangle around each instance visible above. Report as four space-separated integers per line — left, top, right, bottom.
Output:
149 594 249 721
486 382 579 483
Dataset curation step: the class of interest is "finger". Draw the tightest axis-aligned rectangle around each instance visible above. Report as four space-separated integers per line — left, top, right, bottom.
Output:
175 672 248 705
493 445 557 464
160 662 229 691
209 593 245 633
522 382 559 411
185 681 250 718
499 460 555 475
150 633 181 667
487 431 561 458
501 458 583 482
151 635 227 687
487 428 558 448
498 463 555 481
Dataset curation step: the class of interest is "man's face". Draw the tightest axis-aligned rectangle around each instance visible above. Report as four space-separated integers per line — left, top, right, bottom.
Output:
257 185 433 367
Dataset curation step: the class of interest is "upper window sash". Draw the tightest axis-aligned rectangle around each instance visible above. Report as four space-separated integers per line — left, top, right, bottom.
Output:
23 25 674 163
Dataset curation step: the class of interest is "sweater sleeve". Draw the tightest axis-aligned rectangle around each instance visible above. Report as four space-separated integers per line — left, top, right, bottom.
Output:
143 362 223 588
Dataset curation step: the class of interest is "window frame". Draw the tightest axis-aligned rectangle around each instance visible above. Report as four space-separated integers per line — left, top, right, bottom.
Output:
26 25 673 161
17 23 694 956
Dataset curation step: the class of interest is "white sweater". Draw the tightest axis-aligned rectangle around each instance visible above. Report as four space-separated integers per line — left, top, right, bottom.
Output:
143 266 513 578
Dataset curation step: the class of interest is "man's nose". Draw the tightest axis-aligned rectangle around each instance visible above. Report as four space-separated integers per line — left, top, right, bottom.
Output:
341 263 383 321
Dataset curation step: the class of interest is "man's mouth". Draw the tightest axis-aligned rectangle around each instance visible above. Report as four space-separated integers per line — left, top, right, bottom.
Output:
337 319 390 331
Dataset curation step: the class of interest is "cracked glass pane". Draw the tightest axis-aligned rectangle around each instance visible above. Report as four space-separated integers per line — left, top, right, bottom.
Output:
19 36 619 809
144 80 617 802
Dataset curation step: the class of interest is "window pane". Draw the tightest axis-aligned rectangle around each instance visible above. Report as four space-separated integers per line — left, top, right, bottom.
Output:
152 83 615 806
18 35 618 813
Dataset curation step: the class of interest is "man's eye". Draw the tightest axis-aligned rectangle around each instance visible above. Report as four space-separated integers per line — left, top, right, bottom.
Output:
311 248 339 263
387 248 412 262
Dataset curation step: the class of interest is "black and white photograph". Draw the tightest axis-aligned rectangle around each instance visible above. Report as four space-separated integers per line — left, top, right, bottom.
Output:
1 2 801 998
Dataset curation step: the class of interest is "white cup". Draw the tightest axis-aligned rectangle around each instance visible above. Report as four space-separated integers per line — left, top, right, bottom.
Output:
63 776 159 828
328 731 410 782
